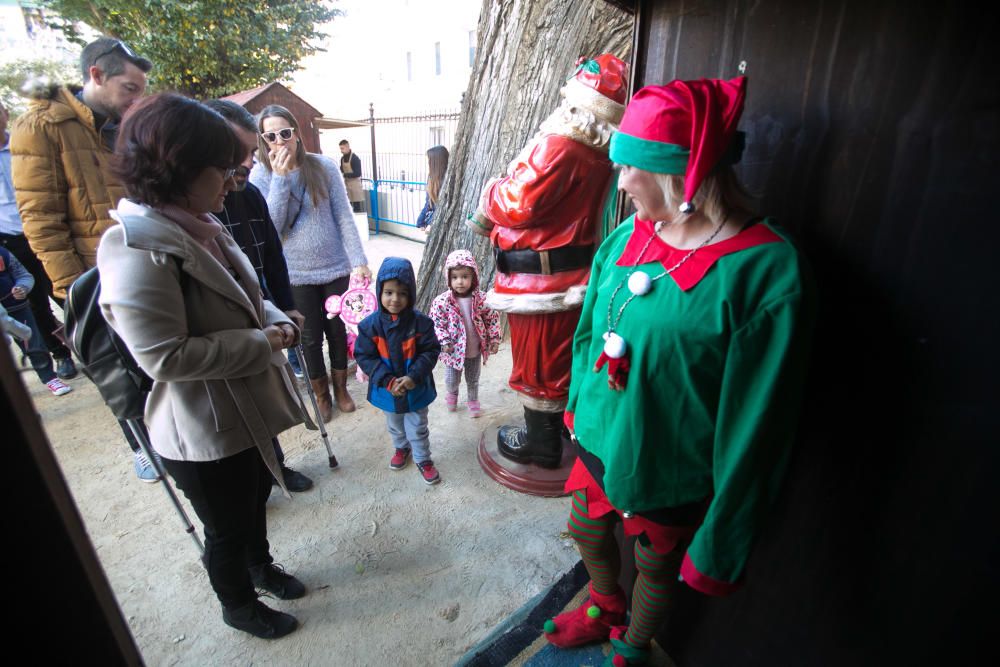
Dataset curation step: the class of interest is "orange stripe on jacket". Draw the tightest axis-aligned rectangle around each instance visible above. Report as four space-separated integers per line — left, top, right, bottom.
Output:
374 336 391 361
401 335 417 360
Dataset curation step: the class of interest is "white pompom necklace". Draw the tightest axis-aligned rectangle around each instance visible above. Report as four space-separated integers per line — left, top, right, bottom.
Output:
594 214 728 390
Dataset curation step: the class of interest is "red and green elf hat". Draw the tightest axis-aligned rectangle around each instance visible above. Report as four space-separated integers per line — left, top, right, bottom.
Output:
610 76 747 213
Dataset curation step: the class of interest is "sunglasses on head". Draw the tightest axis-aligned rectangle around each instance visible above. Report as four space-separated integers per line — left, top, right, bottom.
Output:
94 39 140 63
261 127 295 143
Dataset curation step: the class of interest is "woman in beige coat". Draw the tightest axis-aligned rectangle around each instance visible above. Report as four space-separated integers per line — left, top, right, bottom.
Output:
97 93 314 639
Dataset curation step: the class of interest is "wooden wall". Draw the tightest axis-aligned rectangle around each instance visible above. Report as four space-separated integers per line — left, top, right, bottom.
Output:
629 1 999 664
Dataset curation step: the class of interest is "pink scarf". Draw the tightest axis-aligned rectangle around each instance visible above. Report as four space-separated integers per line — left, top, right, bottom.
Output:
159 204 228 266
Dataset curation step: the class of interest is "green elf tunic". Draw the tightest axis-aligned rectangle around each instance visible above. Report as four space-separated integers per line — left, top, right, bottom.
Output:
566 214 815 595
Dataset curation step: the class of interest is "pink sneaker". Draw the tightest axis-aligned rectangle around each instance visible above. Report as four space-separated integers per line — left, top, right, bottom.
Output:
467 400 481 418
445 391 458 412
46 378 73 396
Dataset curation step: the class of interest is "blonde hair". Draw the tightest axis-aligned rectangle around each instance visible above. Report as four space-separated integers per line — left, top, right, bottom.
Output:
255 105 329 207
653 167 757 225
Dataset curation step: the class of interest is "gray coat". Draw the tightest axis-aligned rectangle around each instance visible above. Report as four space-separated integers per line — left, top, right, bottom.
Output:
97 200 314 492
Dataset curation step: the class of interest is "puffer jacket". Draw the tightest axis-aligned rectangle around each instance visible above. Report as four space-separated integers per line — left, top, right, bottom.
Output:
354 257 440 413
10 83 125 298
429 250 501 371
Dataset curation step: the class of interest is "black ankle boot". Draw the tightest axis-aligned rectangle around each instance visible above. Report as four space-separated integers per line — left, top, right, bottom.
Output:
249 563 306 600
497 407 564 468
223 600 298 639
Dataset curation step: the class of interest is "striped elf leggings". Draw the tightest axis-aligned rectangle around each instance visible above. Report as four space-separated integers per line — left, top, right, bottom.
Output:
566 489 684 651
444 355 482 401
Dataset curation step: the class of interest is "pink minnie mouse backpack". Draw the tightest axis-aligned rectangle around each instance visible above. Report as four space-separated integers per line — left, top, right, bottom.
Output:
325 274 378 382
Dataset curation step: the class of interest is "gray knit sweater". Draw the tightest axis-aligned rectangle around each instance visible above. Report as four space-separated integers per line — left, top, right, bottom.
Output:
250 154 367 286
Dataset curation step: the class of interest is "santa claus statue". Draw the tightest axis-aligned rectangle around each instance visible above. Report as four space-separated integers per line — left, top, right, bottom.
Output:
467 54 629 468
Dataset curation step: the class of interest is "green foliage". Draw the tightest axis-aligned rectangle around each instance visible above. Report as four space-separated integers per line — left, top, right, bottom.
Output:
0 58 80 118
39 1 340 98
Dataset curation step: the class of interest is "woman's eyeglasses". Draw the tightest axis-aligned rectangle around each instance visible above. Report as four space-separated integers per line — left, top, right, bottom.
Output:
261 127 295 143
221 167 236 180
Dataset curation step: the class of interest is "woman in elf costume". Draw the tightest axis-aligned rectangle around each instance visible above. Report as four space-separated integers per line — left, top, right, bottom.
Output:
543 77 816 665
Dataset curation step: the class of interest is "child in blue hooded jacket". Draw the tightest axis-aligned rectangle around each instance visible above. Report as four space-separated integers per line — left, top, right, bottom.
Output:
355 257 443 484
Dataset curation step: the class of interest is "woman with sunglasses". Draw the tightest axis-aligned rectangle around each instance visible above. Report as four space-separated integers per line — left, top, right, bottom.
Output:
97 93 314 639
251 105 370 422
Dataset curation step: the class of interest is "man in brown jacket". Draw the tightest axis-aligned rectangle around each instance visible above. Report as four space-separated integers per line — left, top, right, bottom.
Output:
10 36 151 300
11 37 157 481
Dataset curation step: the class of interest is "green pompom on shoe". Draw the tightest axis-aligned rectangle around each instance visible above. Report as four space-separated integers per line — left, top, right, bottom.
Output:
586 605 601 619
543 619 557 634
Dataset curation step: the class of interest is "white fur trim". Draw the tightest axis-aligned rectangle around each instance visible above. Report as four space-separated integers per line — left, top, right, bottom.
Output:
486 284 588 314
563 79 626 124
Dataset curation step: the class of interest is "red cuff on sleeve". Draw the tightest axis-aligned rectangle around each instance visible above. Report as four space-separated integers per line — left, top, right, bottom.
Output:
680 552 741 597
564 411 575 430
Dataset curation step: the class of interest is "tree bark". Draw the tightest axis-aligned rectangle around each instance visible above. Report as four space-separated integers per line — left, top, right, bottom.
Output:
416 0 633 311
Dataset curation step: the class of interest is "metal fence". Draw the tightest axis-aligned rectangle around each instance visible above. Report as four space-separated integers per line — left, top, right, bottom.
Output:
330 106 460 234
362 178 428 234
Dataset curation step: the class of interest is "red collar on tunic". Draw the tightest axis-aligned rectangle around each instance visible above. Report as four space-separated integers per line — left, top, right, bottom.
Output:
615 216 783 291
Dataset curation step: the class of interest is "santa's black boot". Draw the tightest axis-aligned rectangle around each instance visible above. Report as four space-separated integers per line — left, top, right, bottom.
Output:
497 407 564 468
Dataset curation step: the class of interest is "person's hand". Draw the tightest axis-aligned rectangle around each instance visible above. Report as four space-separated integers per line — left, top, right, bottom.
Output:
284 309 306 330
278 322 297 347
269 146 294 176
442 343 455 353
388 376 416 396
489 341 500 354
352 265 372 281
264 325 287 351
10 286 27 300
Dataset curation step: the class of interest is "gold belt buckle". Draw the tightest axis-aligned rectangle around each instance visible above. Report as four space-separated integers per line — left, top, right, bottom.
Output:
538 250 552 275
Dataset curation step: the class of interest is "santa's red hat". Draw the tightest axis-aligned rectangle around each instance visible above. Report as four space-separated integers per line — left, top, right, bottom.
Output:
610 76 747 213
562 53 629 123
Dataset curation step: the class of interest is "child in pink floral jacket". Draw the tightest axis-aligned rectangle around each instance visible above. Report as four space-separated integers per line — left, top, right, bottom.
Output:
429 250 502 417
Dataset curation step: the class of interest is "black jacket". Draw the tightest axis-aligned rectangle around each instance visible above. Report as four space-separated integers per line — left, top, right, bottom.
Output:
219 183 295 311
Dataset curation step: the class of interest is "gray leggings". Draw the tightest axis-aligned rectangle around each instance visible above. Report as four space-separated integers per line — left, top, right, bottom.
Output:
444 355 482 401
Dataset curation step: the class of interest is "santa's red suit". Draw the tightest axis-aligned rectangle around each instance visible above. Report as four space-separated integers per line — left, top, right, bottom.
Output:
476 134 615 408
468 53 629 469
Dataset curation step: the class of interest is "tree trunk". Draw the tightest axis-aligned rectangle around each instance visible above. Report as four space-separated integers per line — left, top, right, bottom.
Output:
416 0 633 311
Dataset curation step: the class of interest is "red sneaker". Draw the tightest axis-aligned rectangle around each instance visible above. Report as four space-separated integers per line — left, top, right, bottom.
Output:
416 460 441 485
389 448 411 470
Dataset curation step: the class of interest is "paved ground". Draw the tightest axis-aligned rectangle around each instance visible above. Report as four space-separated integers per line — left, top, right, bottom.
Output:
19 230 581 666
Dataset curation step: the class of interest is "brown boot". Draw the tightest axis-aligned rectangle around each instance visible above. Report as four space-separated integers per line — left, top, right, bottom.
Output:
309 376 334 423
331 368 357 413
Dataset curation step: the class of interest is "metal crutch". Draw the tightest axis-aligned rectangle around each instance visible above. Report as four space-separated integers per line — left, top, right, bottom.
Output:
294 343 338 468
127 419 204 555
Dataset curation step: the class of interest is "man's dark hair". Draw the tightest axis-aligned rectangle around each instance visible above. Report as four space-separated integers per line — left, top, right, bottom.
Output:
339 139 350 147
81 37 153 82
113 93 242 208
203 99 257 133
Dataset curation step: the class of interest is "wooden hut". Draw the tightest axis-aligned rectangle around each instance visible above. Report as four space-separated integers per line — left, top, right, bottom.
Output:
223 81 324 154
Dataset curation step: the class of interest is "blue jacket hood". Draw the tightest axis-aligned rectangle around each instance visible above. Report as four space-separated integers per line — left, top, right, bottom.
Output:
375 257 417 316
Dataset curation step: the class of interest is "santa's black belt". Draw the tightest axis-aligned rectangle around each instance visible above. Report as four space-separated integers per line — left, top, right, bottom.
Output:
494 245 593 275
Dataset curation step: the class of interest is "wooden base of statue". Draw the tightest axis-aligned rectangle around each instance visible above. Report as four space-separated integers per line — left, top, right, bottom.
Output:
477 428 575 497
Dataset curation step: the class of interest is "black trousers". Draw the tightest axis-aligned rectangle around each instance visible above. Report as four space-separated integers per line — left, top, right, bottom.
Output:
161 447 273 610
0 233 71 360
292 276 350 379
